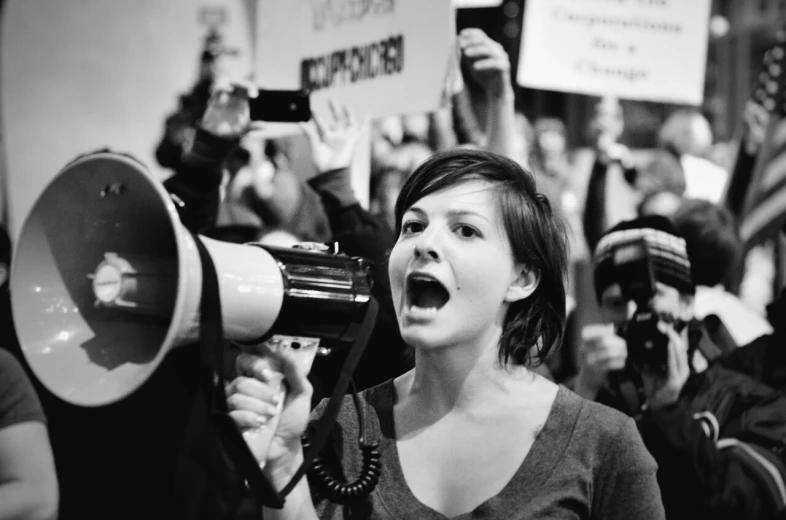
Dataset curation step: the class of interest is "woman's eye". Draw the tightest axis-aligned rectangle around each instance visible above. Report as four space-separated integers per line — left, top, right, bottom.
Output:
401 221 424 234
456 225 480 239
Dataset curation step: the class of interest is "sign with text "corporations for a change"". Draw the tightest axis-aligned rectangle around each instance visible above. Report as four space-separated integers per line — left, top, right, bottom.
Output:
255 0 454 119
517 0 711 106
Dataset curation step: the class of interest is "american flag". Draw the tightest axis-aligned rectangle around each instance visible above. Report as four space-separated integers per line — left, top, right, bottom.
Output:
726 30 786 251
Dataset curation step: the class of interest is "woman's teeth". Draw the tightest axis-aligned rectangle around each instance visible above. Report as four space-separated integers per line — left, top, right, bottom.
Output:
408 305 439 318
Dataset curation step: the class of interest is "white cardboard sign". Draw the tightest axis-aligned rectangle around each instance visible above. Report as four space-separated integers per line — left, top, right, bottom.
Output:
255 0 455 120
517 0 711 106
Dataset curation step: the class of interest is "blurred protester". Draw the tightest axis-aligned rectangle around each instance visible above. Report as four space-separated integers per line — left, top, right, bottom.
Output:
572 215 786 520
638 191 684 219
370 142 433 231
635 149 687 218
155 27 233 173
635 149 686 202
528 117 573 211
0 225 59 520
581 96 641 253
719 284 786 393
658 109 728 203
672 198 772 350
215 127 331 244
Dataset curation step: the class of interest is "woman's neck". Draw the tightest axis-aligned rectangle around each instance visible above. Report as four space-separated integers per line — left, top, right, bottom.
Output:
401 339 534 418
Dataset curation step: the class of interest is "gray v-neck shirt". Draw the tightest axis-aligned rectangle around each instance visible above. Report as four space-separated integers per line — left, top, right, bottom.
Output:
311 382 664 519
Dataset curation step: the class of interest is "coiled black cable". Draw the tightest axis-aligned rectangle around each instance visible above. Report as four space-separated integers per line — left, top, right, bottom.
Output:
302 381 382 504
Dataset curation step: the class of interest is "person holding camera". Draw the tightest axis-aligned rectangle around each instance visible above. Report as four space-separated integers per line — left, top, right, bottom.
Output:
573 215 786 520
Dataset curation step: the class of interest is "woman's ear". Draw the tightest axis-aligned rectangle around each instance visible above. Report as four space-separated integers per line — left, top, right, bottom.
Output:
505 266 540 303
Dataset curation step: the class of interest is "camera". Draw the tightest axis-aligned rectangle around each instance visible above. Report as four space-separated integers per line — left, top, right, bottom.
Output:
249 89 312 122
611 238 669 375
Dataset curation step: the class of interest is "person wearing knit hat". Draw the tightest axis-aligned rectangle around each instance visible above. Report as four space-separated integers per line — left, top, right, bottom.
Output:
570 214 786 520
574 215 698 406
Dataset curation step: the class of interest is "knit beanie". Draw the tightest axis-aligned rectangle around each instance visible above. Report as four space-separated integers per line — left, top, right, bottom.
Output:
593 215 694 301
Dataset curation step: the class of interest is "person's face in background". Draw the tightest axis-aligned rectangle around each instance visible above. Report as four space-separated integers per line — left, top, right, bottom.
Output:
600 280 692 336
638 191 683 218
537 129 567 173
589 97 624 150
401 113 430 144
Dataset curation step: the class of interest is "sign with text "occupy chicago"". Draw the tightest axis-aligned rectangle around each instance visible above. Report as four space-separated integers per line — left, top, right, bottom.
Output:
255 0 454 119
517 0 711 106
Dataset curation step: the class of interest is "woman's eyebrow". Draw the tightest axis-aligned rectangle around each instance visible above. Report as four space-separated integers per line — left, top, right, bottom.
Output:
445 209 491 224
404 206 426 217
404 206 491 224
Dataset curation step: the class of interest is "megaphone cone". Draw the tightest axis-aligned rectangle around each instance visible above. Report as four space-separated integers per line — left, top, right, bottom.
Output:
10 152 371 407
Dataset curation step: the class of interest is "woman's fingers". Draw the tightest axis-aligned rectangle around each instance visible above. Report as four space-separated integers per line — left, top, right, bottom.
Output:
226 389 281 418
312 108 331 141
300 120 321 147
471 58 510 72
458 27 488 45
229 409 270 430
328 98 342 125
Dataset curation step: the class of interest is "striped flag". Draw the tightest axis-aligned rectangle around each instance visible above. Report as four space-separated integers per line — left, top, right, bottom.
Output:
730 30 786 250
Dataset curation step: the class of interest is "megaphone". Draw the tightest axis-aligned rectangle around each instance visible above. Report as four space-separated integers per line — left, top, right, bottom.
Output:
10 151 373 407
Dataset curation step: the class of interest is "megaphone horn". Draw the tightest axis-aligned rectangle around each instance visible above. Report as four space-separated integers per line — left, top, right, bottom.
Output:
10 152 373 407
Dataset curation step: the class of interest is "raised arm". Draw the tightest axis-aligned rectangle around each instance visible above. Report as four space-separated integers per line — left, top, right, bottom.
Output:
458 28 524 165
164 81 259 234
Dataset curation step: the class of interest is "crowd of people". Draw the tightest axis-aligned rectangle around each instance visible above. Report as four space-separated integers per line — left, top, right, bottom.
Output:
2 19 786 520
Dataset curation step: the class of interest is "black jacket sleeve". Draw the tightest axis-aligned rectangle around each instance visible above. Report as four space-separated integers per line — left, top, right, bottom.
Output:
637 366 786 520
162 128 239 235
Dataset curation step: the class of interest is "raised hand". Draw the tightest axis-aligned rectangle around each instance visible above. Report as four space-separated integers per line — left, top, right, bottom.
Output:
200 79 260 139
300 99 366 175
640 322 690 410
574 324 628 400
458 28 513 100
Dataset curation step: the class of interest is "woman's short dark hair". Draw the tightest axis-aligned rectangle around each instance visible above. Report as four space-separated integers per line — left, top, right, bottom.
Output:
393 148 568 367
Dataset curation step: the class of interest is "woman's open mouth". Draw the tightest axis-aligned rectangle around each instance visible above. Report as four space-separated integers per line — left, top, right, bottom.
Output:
406 273 450 318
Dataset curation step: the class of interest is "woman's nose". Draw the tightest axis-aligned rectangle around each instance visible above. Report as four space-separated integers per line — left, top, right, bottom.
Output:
413 233 440 261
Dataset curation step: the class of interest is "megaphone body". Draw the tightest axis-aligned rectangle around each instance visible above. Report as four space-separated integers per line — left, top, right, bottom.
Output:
10 152 373 407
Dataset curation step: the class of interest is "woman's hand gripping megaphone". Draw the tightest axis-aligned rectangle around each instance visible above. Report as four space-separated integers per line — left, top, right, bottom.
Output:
226 337 317 480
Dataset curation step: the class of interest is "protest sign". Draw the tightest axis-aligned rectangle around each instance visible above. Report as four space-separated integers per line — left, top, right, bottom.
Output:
517 0 711 105
254 0 455 120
